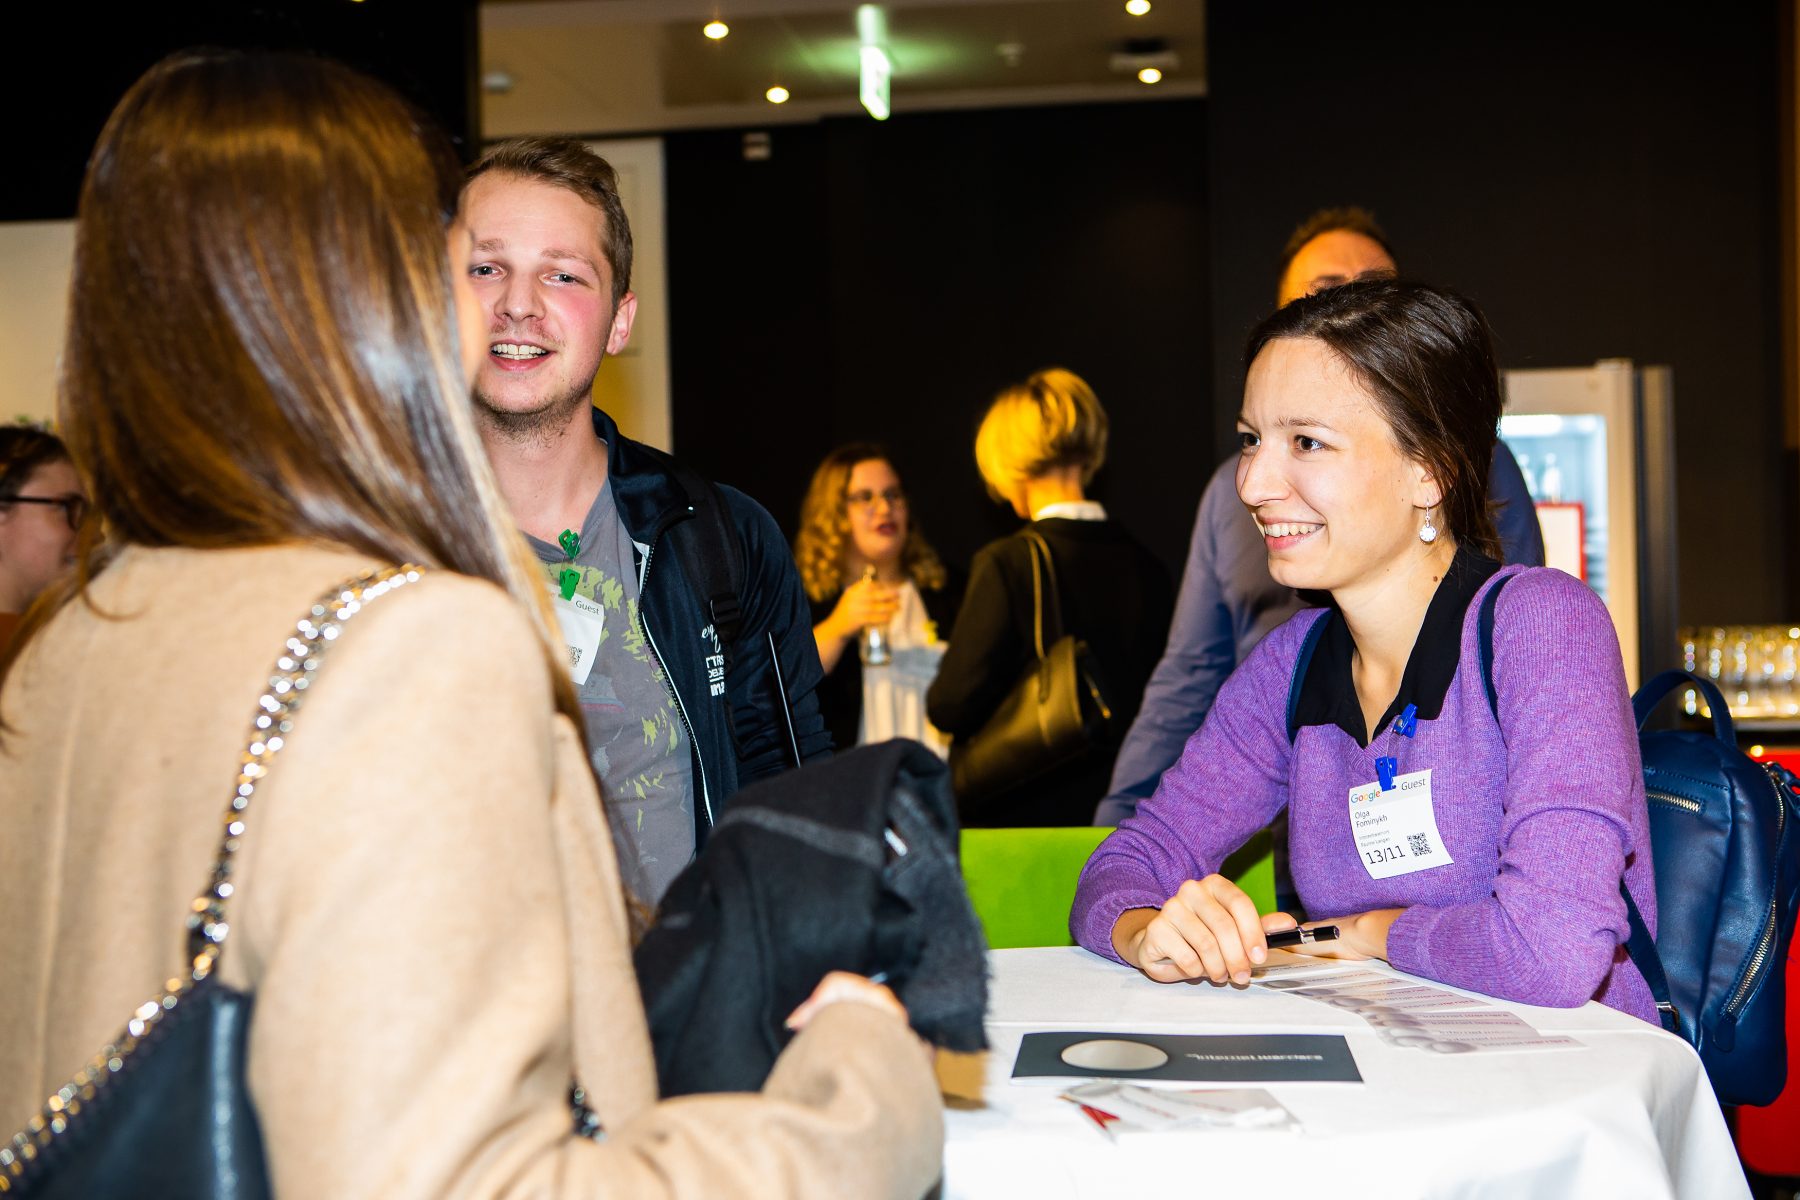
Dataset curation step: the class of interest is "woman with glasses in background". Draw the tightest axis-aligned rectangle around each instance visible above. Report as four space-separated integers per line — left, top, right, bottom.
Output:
0 424 86 651
796 443 961 756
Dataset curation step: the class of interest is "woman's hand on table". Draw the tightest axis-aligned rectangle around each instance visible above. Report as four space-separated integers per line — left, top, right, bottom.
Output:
1111 875 1296 986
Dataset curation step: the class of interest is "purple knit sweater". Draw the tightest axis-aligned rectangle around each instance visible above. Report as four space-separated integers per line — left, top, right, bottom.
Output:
1072 566 1658 1022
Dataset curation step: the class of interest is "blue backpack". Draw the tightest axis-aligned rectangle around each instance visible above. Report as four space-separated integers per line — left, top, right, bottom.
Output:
1475 577 1800 1106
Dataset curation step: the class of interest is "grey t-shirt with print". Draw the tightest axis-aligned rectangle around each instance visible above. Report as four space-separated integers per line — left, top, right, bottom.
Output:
526 475 695 905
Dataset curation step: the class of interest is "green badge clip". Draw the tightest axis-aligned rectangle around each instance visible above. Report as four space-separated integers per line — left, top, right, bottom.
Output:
557 529 582 600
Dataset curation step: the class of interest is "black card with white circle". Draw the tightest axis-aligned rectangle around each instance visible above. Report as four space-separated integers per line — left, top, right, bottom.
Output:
1011 1031 1362 1083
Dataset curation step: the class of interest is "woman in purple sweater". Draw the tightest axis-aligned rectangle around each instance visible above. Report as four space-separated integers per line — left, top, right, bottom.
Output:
1072 280 1658 1021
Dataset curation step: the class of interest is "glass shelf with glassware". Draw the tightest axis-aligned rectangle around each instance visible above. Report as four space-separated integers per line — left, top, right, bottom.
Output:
1678 624 1800 731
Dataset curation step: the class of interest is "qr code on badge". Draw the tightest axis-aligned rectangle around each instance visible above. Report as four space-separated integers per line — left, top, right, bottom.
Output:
569 646 585 668
1408 833 1431 856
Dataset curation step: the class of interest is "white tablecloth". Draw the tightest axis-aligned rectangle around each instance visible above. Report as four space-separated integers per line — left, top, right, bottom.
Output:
939 947 1747 1200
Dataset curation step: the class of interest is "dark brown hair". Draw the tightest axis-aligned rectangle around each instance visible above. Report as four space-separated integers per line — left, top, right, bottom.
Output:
1278 206 1396 283
1244 278 1503 560
1 49 579 729
0 425 70 500
794 443 946 602
469 137 634 310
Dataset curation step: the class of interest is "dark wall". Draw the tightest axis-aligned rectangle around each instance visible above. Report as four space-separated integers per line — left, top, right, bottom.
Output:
1207 2 1785 624
665 100 1211 581
2 1 478 221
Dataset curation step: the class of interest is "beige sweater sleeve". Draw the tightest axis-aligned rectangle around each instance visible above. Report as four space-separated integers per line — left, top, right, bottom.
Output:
232 577 943 1200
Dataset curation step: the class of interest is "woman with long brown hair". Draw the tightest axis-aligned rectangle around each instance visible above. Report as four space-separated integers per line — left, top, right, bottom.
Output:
796 443 960 755
1073 281 1656 1021
0 51 939 1199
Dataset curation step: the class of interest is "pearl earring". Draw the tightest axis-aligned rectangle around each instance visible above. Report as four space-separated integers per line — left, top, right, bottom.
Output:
1419 506 1439 544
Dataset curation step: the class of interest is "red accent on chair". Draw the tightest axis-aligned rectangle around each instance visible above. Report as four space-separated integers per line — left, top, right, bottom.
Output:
1733 941 1800 1176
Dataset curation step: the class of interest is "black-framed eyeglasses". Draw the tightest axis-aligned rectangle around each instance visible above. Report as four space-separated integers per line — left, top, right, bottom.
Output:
846 487 906 509
2 494 89 530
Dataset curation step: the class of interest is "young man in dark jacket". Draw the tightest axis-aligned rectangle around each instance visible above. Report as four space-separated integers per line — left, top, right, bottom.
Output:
462 137 830 904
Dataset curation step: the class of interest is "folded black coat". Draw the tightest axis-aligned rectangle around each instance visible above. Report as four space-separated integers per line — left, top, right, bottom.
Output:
634 739 989 1097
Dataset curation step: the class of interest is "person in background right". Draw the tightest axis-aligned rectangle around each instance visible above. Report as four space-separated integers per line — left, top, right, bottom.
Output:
928 368 1173 827
1073 279 1656 1022
1096 208 1544 840
0 424 85 652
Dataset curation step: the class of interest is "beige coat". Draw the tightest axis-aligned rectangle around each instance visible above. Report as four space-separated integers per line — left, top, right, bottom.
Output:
0 543 943 1199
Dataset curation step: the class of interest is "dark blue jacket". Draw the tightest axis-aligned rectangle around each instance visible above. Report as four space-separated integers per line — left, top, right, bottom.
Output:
591 408 831 841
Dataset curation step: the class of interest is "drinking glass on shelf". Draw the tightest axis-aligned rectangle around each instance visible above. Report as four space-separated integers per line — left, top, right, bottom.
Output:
1773 626 1800 718
1725 626 1754 714
1746 627 1778 719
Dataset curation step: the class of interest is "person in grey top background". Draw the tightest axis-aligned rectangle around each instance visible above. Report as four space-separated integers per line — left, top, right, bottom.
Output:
1095 208 1545 832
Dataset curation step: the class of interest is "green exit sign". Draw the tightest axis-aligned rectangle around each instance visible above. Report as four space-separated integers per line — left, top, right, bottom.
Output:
860 44 891 121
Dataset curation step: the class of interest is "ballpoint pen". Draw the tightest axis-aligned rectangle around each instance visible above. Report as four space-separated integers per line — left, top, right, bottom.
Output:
1265 924 1340 948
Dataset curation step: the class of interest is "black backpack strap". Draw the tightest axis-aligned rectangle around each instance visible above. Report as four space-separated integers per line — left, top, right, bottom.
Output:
1621 879 1682 1037
668 463 746 665
1284 611 1332 744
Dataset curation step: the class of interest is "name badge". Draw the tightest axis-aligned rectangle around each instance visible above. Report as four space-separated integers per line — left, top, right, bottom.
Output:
550 589 605 686
1346 768 1454 880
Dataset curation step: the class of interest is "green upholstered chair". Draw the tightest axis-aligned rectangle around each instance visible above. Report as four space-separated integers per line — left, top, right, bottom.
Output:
959 826 1278 949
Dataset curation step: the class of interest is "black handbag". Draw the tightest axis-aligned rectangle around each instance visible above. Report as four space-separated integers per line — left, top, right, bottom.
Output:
0 565 426 1198
949 529 1113 808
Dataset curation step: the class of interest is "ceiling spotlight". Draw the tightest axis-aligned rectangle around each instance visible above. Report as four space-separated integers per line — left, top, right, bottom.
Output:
766 86 790 104
703 20 729 40
1137 66 1163 84
1125 0 1152 14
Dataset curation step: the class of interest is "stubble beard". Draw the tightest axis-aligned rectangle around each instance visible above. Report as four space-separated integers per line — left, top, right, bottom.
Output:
473 373 597 450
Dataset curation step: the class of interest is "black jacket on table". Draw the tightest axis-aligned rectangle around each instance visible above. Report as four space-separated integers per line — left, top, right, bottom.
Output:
589 407 831 843
809 568 965 753
634 739 989 1097
926 517 1174 828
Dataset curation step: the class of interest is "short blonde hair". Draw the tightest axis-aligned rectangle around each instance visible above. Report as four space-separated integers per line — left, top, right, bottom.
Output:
974 367 1109 502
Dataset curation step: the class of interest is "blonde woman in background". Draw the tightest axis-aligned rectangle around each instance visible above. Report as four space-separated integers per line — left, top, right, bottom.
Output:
926 368 1172 827
0 50 940 1200
797 443 962 755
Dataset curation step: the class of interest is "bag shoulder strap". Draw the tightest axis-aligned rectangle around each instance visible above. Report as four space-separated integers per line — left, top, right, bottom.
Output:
1476 570 1682 1037
5 563 427 1170
668 463 747 665
1021 528 1065 660
183 563 427 969
1284 610 1332 744
1621 877 1683 1036
1476 572 1511 721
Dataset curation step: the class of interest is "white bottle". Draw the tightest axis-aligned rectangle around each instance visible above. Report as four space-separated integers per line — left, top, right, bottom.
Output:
1516 453 1539 501
858 565 891 667
1539 453 1563 504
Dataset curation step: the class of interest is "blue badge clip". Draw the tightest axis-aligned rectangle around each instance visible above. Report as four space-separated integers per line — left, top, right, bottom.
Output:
1375 756 1399 791
1393 703 1418 738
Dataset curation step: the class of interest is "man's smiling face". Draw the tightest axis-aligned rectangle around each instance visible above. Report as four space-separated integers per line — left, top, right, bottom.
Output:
462 172 635 437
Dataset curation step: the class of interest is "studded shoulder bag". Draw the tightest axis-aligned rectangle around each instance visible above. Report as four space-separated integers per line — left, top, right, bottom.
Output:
0 565 427 1198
